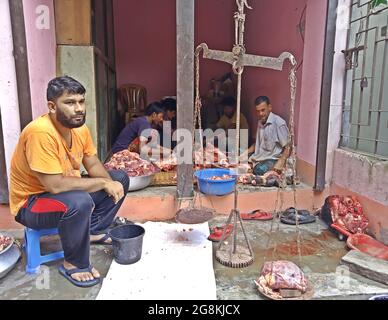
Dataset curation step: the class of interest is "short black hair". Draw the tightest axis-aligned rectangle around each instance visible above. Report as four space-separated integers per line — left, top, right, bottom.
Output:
145 102 164 116
47 76 86 102
254 96 270 106
221 96 236 107
161 98 177 112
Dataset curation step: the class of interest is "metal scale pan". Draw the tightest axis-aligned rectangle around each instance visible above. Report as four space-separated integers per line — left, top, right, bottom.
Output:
0 235 21 279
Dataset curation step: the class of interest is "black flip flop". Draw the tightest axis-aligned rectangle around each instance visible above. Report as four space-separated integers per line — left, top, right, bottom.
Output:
90 233 112 246
58 265 101 288
110 217 134 228
280 207 316 225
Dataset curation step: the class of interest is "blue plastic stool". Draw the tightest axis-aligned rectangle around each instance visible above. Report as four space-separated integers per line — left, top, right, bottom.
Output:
24 228 64 274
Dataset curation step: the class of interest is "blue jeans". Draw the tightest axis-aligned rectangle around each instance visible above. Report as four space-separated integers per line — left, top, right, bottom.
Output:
253 160 277 176
15 170 129 269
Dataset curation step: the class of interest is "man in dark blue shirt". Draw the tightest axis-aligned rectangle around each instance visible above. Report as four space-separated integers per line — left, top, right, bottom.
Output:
112 102 168 157
158 98 177 150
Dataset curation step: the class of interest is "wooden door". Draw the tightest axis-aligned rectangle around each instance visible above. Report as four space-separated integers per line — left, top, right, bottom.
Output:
92 0 119 160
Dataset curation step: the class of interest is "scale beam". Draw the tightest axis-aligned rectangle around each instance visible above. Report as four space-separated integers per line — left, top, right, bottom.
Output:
242 52 297 71
197 44 235 66
196 43 297 72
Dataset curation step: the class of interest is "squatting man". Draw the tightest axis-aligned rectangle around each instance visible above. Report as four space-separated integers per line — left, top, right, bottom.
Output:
10 76 129 288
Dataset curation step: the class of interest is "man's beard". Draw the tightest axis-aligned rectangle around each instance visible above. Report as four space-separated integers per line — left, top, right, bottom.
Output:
56 109 86 129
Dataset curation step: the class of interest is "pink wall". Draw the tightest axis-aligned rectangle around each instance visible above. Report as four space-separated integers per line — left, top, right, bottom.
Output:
195 0 236 94
113 0 328 164
196 0 307 141
241 0 307 140
23 0 56 119
0 0 21 179
297 0 328 165
114 0 306 126
113 0 177 103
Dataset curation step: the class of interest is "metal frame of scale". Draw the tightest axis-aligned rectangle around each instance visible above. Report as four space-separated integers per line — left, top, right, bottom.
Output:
193 0 299 268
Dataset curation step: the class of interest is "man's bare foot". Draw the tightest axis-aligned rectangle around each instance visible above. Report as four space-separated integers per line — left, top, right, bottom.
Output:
63 261 100 282
90 234 112 245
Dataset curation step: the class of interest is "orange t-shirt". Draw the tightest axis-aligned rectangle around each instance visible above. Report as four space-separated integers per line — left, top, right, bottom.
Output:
9 114 97 215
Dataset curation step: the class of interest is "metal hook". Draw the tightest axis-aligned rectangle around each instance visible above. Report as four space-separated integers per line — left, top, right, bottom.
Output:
232 61 244 75
236 0 252 13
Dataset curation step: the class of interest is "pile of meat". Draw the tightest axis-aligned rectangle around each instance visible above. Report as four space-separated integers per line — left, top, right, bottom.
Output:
151 144 255 175
325 195 368 234
207 174 234 181
104 150 159 177
238 174 255 185
239 170 281 187
153 155 178 172
255 261 308 299
0 234 12 253
193 143 230 170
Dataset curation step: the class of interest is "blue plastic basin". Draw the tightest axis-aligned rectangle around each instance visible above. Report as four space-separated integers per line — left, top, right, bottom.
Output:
194 169 237 196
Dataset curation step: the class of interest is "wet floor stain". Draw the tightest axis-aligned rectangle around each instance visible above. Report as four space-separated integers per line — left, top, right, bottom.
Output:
270 231 336 256
212 222 350 290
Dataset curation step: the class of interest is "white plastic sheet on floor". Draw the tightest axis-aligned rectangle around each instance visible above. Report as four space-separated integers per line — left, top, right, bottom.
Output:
97 222 217 300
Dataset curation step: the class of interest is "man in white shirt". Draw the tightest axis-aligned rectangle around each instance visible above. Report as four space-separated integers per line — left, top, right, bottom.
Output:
240 96 290 176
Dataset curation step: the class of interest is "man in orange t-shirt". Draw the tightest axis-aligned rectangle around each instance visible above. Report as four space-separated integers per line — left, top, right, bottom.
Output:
9 76 129 288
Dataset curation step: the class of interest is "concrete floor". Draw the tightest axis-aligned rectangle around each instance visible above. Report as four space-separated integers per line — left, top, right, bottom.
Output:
211 216 388 300
1 216 388 300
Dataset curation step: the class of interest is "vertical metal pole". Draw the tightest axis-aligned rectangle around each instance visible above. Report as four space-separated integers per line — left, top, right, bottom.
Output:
235 73 242 161
176 0 195 199
232 182 238 254
315 0 338 191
